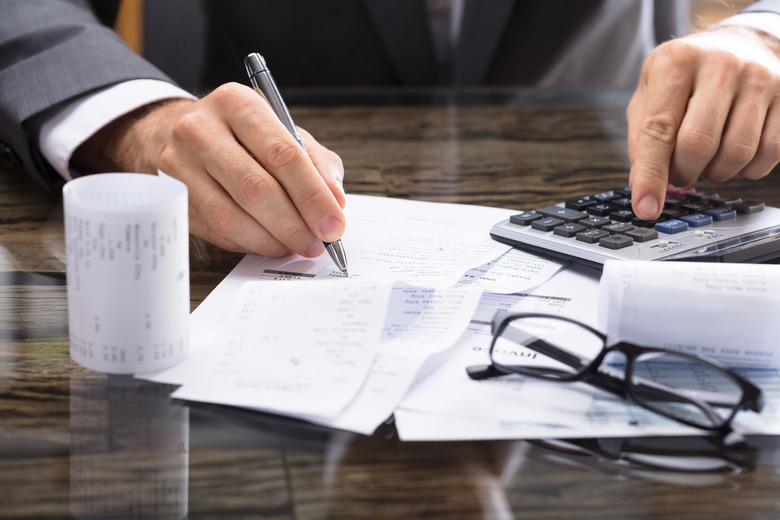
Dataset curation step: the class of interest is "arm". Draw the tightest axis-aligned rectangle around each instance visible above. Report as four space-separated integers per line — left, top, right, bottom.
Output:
0 0 346 258
627 0 780 219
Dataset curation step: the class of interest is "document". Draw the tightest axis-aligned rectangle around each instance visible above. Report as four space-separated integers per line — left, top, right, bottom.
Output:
143 195 566 434
171 279 393 420
395 264 780 441
395 366 780 441
599 261 780 369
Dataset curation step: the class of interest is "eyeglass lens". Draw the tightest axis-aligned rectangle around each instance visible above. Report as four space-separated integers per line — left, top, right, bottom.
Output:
491 316 604 378
492 316 745 429
630 351 743 429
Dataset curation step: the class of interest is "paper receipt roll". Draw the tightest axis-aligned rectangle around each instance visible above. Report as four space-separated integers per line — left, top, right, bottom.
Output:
64 173 189 374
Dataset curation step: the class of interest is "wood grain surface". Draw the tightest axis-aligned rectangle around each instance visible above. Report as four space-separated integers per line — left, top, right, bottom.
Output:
1 89 779 519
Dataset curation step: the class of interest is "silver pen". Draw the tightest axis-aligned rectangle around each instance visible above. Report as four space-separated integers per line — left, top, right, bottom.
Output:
244 53 349 276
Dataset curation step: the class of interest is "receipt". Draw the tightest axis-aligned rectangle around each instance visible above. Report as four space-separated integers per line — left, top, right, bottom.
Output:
63 173 189 374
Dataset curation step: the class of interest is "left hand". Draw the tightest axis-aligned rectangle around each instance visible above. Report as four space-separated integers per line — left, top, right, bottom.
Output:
627 24 780 220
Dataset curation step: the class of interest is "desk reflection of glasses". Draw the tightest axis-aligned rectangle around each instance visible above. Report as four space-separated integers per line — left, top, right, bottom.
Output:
467 312 764 445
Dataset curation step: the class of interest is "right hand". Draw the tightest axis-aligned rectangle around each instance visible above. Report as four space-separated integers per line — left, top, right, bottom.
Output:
74 82 346 258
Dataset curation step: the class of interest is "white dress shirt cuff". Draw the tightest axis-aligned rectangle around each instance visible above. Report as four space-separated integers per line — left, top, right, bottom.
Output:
715 12 780 42
38 79 196 180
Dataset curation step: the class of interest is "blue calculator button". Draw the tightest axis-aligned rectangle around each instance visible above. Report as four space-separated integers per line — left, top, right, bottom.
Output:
655 219 689 234
703 207 737 221
680 213 713 228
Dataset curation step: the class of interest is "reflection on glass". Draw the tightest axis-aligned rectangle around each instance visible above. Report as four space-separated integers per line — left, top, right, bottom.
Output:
526 436 758 486
69 373 188 519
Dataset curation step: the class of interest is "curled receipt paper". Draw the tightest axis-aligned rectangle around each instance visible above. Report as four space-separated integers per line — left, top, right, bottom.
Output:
63 173 189 374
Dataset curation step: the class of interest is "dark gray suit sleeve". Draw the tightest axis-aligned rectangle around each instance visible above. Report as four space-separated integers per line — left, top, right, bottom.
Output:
0 0 175 187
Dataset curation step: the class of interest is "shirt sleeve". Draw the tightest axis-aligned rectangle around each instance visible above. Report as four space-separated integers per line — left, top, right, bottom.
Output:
715 7 780 41
38 79 196 180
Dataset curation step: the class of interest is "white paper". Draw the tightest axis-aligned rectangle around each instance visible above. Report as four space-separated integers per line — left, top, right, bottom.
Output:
326 285 482 433
397 266 602 428
63 173 189 374
599 261 780 368
172 279 393 420
395 367 780 441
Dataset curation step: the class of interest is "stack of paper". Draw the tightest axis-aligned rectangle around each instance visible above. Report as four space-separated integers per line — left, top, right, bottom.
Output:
142 195 780 441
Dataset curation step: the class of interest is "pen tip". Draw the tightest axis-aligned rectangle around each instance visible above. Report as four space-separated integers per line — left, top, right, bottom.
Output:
344 270 350 278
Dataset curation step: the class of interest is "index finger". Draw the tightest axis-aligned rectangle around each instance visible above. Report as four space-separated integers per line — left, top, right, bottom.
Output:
628 58 694 220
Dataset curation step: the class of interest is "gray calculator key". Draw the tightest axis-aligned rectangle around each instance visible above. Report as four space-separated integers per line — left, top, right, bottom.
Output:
576 229 610 244
625 228 658 242
532 217 564 232
554 223 587 238
510 212 542 226
536 205 587 223
599 235 634 249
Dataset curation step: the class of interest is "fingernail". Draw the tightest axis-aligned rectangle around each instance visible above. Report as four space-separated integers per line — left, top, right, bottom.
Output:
305 240 325 258
319 215 345 242
636 194 659 219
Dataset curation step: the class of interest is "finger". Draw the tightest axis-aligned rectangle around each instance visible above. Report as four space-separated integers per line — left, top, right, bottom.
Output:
699 65 774 182
300 128 347 209
738 101 780 180
226 86 346 243
669 61 736 186
171 85 326 257
160 135 296 257
630 47 695 220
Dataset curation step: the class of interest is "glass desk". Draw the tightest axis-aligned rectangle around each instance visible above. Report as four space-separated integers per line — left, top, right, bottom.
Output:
1 89 779 519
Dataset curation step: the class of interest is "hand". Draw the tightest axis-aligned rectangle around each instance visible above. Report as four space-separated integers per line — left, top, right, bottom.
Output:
627 25 780 220
72 82 346 257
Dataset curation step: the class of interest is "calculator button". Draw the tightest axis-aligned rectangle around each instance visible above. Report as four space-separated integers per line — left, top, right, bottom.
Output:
708 194 741 207
587 204 614 217
682 201 712 213
631 217 665 228
732 200 765 214
581 216 611 228
536 205 587 223
554 223 587 238
685 190 716 202
655 219 689 234
663 196 685 207
609 209 635 222
704 207 737 221
680 213 713 227
599 235 634 249
593 191 620 203
576 229 610 243
603 222 634 235
565 197 597 211
661 207 689 220
532 217 564 231
613 187 632 197
611 197 633 209
510 212 542 226
625 228 658 242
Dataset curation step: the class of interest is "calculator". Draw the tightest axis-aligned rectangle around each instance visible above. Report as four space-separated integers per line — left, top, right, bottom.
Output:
490 186 780 269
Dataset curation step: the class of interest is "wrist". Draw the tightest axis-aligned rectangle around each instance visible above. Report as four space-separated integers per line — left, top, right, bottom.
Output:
71 98 195 174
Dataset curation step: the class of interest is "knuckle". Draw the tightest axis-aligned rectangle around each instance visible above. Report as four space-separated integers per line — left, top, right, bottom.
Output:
676 127 719 161
721 140 757 167
198 197 240 238
640 114 679 146
265 139 301 171
237 172 273 206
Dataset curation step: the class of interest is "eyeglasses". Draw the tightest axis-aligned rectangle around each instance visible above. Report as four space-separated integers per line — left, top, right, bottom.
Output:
466 312 764 442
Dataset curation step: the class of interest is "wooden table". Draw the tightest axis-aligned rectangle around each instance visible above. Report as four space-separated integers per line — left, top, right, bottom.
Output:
2 89 779 519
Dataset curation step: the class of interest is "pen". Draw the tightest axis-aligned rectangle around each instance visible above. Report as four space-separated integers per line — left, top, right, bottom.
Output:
244 52 349 276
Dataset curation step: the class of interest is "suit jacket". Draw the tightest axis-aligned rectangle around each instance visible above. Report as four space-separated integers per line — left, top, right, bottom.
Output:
0 0 777 187
199 0 686 88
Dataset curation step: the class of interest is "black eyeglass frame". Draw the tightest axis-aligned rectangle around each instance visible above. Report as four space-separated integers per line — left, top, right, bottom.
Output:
466 312 764 436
